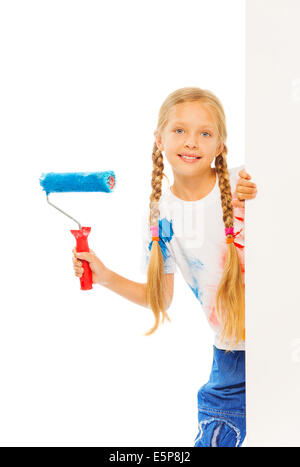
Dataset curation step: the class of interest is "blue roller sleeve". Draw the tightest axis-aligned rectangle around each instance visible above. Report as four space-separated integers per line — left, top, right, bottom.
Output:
39 171 116 195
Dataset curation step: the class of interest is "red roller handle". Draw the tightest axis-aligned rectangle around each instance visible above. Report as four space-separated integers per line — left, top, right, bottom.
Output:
70 226 93 290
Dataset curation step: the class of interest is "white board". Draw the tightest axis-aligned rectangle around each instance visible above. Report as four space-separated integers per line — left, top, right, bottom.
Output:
246 0 300 447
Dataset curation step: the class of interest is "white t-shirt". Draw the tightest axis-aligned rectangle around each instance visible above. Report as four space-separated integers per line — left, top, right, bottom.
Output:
141 165 246 351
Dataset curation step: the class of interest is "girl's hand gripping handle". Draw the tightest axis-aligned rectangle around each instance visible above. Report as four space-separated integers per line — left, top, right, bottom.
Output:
70 226 93 290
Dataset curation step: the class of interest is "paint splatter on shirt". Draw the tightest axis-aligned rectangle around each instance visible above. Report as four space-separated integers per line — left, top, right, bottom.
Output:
141 165 245 351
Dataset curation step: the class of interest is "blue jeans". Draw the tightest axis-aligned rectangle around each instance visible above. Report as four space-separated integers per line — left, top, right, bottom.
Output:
194 345 246 447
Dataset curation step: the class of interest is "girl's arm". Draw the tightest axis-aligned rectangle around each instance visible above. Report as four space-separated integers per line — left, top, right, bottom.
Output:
73 247 174 310
102 269 174 310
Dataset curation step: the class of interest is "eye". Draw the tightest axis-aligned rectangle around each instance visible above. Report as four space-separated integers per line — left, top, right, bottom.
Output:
174 129 211 136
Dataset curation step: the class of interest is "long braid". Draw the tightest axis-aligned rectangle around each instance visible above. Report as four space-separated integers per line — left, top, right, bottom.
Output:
215 147 234 232
145 143 170 335
149 143 164 226
215 148 245 350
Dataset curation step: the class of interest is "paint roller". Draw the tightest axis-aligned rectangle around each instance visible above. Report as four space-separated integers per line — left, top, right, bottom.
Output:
39 171 116 291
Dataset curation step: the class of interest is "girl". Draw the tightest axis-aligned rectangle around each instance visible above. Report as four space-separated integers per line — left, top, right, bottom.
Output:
72 87 257 447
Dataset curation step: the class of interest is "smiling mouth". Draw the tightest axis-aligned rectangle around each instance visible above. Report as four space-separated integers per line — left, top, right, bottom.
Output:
177 154 201 161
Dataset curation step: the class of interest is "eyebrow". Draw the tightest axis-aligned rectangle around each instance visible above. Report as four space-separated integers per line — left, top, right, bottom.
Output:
171 121 215 130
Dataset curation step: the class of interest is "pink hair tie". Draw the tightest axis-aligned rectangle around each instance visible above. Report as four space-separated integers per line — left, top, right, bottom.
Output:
225 226 245 248
225 227 234 236
150 225 159 241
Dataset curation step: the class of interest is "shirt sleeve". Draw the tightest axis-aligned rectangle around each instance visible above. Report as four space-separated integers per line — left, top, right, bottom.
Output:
140 218 177 275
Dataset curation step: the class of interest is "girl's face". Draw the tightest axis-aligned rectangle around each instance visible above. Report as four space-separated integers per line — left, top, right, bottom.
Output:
155 101 224 176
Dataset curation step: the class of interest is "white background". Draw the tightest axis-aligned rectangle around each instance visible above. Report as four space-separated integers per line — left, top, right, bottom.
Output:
0 0 245 446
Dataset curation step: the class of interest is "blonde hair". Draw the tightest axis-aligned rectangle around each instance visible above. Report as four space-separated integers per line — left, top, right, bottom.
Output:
145 87 245 351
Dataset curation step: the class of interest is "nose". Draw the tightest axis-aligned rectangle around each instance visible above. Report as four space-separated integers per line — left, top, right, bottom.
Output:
184 136 198 149
184 139 197 149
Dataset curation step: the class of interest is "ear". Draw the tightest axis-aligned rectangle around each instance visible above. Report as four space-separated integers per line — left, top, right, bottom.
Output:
154 130 164 152
217 141 225 155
